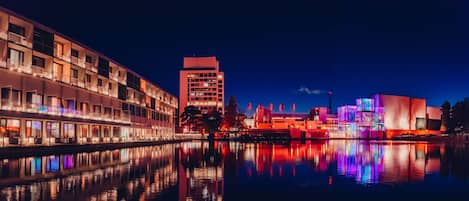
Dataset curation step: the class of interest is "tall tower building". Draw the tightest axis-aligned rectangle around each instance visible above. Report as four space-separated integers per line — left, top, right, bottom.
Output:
179 56 224 118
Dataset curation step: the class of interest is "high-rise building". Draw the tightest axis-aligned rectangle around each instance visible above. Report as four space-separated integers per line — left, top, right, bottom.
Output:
179 56 224 118
0 7 177 146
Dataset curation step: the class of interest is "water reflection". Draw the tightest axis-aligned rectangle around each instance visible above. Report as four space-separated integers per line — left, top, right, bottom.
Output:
0 140 469 201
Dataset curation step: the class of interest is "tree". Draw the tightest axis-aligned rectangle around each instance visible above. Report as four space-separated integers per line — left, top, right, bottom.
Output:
202 110 223 140
223 96 247 132
180 105 202 133
441 101 452 133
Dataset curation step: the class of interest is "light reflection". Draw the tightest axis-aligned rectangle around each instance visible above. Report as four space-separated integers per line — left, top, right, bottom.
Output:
0 140 467 200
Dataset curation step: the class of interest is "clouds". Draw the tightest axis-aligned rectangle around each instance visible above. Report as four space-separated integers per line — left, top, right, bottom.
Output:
297 86 323 95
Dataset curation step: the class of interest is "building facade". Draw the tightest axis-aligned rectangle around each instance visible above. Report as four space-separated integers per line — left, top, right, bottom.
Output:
337 94 442 138
0 8 177 146
179 56 224 124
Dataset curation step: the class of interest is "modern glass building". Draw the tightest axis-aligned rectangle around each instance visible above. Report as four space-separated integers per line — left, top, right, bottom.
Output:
0 7 177 146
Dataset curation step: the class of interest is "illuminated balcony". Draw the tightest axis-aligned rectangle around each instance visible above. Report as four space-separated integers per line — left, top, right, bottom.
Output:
70 77 85 88
98 86 109 95
7 58 31 74
8 32 31 47
85 62 98 73
71 56 85 67
85 82 97 92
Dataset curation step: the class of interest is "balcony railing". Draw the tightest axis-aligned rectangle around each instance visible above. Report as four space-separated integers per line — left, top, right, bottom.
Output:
85 62 97 73
85 82 97 92
8 32 31 47
71 56 85 67
54 53 70 63
97 86 108 95
70 78 85 88
1 100 130 124
7 59 31 74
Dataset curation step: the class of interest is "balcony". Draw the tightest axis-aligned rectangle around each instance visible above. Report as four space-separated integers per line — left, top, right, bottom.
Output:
109 73 118 81
70 77 85 88
0 98 130 124
8 32 31 47
85 82 97 92
97 86 109 95
7 59 31 74
31 65 52 79
85 62 97 73
71 56 85 67
53 52 70 62
0 99 22 111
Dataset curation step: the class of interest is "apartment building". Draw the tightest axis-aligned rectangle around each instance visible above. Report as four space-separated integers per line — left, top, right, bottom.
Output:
179 56 224 123
0 7 177 146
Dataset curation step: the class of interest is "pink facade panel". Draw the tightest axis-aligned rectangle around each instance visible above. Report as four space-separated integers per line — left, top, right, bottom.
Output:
410 98 426 130
427 106 442 120
374 94 411 130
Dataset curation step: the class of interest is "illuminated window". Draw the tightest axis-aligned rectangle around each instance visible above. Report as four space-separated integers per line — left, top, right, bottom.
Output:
8 48 24 66
26 120 42 138
54 42 64 56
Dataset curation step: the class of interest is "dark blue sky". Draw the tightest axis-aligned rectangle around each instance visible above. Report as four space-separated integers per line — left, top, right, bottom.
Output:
3 0 469 112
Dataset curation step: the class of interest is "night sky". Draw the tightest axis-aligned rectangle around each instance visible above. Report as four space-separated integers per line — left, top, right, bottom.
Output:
2 0 469 113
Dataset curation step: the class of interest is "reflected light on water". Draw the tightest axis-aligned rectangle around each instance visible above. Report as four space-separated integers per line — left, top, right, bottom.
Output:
0 140 468 201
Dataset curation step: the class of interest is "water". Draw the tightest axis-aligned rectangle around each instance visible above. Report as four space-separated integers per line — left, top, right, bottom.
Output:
0 140 469 201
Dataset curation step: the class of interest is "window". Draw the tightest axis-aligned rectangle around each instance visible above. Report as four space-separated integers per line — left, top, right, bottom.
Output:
26 120 42 138
71 68 78 79
63 123 75 139
66 99 75 111
1 119 21 140
80 102 89 114
1 88 10 105
97 78 102 87
108 83 112 90
32 56 45 68
8 48 24 66
85 74 91 82
26 92 42 107
114 110 121 119
71 49 79 57
54 42 64 57
85 55 92 63
46 122 60 138
11 89 22 106
93 105 101 114
9 23 25 36
33 27 54 56
118 70 121 77
104 107 112 116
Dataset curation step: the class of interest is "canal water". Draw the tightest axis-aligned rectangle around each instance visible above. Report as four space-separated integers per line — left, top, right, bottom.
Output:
0 140 469 201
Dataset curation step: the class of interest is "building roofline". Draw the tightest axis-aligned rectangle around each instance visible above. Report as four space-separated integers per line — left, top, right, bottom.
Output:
0 6 177 99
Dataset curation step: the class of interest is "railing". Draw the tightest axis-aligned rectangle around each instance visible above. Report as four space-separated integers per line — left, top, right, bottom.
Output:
71 56 85 67
109 73 118 81
7 59 31 74
85 62 97 73
53 52 71 62
97 86 108 95
85 82 97 92
0 100 131 124
8 32 31 47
